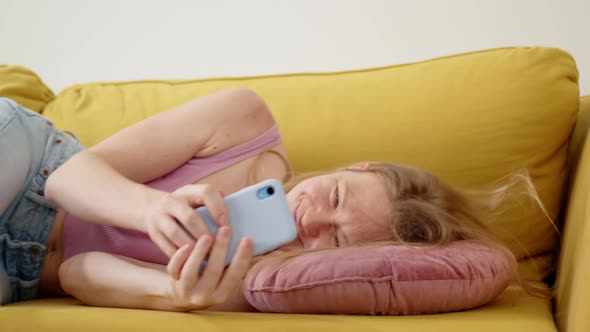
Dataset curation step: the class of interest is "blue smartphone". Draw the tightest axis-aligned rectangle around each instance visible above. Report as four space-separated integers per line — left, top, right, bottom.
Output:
195 178 298 272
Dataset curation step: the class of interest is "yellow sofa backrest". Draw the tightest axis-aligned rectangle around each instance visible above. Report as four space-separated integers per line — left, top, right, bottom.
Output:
1 47 580 283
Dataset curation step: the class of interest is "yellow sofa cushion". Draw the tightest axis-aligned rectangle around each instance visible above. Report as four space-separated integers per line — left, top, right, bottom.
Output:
0 65 54 112
2 286 556 332
42 47 579 282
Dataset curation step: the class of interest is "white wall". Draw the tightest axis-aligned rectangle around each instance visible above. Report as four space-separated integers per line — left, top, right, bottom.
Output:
1 0 589 95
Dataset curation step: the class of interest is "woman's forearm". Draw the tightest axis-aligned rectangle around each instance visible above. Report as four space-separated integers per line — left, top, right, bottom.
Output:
59 252 178 311
59 251 254 312
45 151 165 232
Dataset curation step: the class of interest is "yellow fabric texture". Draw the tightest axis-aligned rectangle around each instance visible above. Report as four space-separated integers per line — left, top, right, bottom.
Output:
0 47 582 332
2 287 556 332
43 47 579 283
0 65 54 112
555 95 590 332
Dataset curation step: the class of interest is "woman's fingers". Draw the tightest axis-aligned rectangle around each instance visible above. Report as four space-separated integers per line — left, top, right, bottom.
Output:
167 243 194 279
175 184 229 227
151 227 178 258
179 234 213 289
196 226 232 291
168 201 210 240
162 217 195 249
171 231 252 309
145 183 231 262
214 237 253 299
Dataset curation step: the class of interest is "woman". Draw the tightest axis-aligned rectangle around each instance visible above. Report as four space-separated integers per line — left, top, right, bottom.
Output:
0 88 548 311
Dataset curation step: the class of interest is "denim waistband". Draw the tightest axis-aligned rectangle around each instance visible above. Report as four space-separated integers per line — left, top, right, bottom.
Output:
26 127 81 211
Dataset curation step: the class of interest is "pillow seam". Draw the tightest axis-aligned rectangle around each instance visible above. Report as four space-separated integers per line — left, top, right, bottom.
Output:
249 274 507 293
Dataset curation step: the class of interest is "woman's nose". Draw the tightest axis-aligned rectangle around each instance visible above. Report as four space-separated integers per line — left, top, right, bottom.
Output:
301 207 331 238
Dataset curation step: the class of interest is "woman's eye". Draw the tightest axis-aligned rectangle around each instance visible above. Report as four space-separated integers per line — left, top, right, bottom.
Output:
334 185 340 207
333 226 341 247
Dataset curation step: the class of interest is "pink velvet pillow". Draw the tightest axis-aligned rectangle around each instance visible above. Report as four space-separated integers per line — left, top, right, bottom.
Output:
243 240 516 315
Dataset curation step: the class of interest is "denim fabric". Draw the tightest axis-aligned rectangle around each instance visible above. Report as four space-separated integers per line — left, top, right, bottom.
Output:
0 97 84 304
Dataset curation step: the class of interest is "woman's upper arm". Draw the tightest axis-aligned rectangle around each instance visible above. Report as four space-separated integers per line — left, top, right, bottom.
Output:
87 88 276 184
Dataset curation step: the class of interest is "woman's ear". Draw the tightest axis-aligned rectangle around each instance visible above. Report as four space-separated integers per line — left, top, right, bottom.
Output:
346 162 371 171
358 162 370 170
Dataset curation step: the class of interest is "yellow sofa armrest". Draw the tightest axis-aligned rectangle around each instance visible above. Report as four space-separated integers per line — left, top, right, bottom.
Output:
0 65 54 113
556 95 590 332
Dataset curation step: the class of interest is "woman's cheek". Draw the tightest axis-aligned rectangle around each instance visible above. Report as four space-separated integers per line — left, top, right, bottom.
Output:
278 237 302 250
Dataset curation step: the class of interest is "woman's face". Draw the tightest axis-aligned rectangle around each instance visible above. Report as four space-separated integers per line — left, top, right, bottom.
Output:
282 170 392 250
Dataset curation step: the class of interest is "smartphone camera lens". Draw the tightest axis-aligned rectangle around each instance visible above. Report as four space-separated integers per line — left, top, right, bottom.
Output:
267 186 275 196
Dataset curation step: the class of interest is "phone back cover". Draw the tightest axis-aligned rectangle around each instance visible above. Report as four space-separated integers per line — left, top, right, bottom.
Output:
196 179 298 266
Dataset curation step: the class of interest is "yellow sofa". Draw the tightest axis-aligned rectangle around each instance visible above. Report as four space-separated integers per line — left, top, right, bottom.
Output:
0 47 588 332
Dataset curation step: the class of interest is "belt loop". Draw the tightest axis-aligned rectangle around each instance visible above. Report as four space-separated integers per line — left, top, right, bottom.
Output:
62 130 79 142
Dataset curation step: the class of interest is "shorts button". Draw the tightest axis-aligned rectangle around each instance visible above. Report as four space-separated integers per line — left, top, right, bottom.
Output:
55 139 62 144
37 189 44 196
42 169 49 176
30 246 40 257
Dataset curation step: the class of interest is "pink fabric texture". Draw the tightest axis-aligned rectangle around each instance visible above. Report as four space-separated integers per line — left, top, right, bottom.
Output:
243 240 517 315
62 124 282 264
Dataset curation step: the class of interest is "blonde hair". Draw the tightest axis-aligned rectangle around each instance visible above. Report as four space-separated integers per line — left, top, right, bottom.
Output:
251 160 557 299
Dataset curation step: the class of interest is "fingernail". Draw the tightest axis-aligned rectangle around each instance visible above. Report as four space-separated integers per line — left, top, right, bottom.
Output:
220 226 231 237
199 235 212 246
186 243 197 252
219 214 228 226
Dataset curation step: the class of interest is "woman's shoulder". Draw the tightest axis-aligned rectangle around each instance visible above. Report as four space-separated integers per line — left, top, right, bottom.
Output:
193 88 279 159
189 88 292 186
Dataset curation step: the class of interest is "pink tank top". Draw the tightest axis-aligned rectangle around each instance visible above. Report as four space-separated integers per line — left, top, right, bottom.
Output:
62 124 283 264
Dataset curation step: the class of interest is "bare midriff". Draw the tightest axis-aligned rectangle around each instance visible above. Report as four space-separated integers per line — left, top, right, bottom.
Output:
38 208 68 297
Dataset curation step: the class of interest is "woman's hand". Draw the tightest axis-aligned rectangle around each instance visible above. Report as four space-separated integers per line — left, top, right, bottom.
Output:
166 226 253 311
143 184 229 258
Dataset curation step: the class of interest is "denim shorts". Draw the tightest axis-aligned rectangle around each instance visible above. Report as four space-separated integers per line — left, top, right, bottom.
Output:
0 97 85 304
